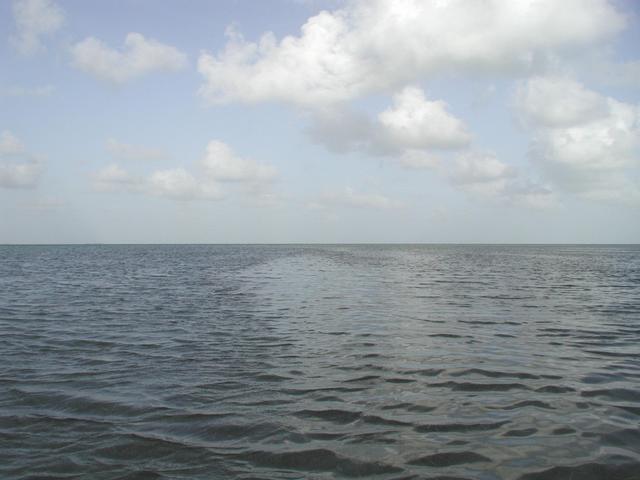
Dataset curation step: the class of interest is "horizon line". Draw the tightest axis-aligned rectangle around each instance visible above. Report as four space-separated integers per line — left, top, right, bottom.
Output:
1 242 639 247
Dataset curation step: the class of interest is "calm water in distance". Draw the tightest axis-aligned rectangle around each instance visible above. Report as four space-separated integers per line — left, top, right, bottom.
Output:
1 244 640 479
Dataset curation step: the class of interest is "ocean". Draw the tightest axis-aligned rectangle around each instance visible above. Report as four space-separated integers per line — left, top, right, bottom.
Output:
1 244 639 479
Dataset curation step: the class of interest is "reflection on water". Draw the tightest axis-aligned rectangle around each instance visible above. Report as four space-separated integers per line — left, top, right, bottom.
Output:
1 244 639 479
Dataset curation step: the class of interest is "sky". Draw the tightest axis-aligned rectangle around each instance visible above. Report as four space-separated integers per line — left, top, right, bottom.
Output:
1 0 639 244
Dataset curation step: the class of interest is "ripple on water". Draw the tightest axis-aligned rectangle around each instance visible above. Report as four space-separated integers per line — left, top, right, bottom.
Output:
1 244 639 479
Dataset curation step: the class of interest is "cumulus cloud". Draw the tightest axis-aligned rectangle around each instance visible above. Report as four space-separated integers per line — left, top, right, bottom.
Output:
200 140 277 183
311 186 403 210
0 130 43 189
449 151 555 207
307 86 468 166
0 162 42 189
10 0 64 55
92 164 142 192
92 140 277 202
516 76 640 201
71 33 188 83
107 139 167 161
450 152 516 197
515 76 609 127
377 86 471 150
147 168 222 201
198 0 625 107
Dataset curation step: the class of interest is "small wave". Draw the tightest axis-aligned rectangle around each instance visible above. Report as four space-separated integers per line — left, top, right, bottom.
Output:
500 400 555 410
236 449 403 477
408 451 491 467
503 428 538 437
430 381 530 392
294 409 361 424
415 421 509 433
518 461 640 480
581 388 640 402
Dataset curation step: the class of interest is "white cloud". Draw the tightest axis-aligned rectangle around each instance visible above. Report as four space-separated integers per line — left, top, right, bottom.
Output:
450 152 516 197
448 151 556 208
1 85 54 98
147 168 221 201
0 130 42 189
200 140 277 183
515 76 609 127
516 77 640 201
10 0 64 55
307 86 468 166
378 86 471 150
92 140 277 202
0 131 25 155
92 164 141 192
107 139 167 161
0 161 42 189
71 33 188 84
314 186 404 210
198 0 625 107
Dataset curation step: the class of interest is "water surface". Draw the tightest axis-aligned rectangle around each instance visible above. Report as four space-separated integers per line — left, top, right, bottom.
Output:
1 244 639 479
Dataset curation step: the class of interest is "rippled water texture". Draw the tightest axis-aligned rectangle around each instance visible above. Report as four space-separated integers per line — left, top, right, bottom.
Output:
1 245 640 479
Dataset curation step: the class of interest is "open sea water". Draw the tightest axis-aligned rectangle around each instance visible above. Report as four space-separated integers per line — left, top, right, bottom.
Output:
1 244 640 480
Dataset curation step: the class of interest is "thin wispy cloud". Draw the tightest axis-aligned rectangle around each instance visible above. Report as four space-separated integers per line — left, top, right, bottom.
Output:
0 131 43 189
10 0 64 55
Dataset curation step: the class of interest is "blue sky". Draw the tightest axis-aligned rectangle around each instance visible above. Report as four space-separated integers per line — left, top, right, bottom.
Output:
1 0 639 243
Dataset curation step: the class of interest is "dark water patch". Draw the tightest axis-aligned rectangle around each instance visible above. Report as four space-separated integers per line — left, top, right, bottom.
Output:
236 449 403 477
404 368 444 377
536 385 576 394
380 402 414 411
518 462 640 480
431 381 530 392
500 400 555 410
503 428 537 437
450 368 543 380
345 432 399 445
362 415 412 427
408 451 491 467
406 404 437 413
581 388 640 402
281 386 368 396
252 373 291 382
447 440 470 448
386 377 416 384
581 372 623 384
293 409 362 424
599 428 640 447
115 471 164 480
415 421 509 433
613 404 640 416
344 375 381 383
